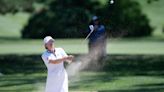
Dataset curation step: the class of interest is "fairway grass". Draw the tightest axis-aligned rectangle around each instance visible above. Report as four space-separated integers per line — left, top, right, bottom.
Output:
134 0 164 36
0 72 164 92
0 38 164 55
0 13 30 38
0 53 164 92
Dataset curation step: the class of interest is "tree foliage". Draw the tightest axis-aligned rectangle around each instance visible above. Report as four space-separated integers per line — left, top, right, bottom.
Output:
97 0 152 37
0 0 34 14
20 0 153 38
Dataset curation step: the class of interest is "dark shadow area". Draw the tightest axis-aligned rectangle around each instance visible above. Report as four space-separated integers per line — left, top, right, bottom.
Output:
0 73 46 88
70 73 116 89
136 83 164 87
0 54 164 91
102 54 164 76
0 37 21 42
0 54 164 76
132 83 164 92
0 54 46 74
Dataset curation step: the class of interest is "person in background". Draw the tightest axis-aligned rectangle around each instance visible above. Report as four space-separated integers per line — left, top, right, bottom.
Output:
87 16 107 60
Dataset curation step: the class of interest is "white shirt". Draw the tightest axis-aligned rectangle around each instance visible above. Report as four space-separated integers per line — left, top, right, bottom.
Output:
41 48 68 92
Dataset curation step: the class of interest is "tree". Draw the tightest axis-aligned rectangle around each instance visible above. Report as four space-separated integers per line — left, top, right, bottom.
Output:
0 0 34 14
97 0 152 37
21 0 153 38
22 0 95 38
147 0 159 4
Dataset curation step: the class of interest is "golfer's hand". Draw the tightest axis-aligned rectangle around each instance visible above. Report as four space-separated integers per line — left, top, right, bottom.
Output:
89 25 94 32
63 55 74 63
67 55 74 61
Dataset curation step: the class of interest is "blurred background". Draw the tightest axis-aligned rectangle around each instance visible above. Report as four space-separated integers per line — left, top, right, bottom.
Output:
0 0 164 92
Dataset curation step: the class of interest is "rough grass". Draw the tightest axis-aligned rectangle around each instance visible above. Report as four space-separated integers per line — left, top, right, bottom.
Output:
0 55 164 92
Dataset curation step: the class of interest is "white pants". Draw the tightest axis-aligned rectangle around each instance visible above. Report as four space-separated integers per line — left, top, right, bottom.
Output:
45 69 68 92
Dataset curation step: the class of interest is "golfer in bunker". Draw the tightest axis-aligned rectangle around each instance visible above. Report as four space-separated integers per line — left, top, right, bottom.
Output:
41 36 74 92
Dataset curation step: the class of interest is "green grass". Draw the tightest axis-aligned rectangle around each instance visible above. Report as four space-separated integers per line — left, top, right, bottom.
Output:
0 73 46 92
0 72 164 92
0 53 164 92
134 0 164 36
0 1 164 92
0 0 164 38
0 13 30 38
0 38 164 55
70 72 164 92
0 0 163 55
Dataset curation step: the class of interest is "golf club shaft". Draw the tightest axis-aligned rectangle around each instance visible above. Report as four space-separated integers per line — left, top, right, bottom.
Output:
81 25 94 44
81 30 94 45
84 30 94 41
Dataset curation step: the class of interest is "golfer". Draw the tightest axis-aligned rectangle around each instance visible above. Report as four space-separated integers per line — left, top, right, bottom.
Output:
41 36 73 92
87 16 107 59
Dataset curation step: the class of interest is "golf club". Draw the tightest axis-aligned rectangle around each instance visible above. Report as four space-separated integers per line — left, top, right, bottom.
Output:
84 25 94 41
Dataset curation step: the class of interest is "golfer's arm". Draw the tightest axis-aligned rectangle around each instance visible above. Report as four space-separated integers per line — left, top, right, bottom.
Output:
49 57 66 64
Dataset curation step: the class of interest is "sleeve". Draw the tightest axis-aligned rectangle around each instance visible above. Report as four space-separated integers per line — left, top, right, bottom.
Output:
100 25 105 32
60 48 68 57
41 53 51 64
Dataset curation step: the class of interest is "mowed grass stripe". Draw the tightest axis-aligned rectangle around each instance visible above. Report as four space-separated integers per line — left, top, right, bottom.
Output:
0 39 164 55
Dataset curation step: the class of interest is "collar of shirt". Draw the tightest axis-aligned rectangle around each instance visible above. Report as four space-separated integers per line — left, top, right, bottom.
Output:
47 49 57 57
